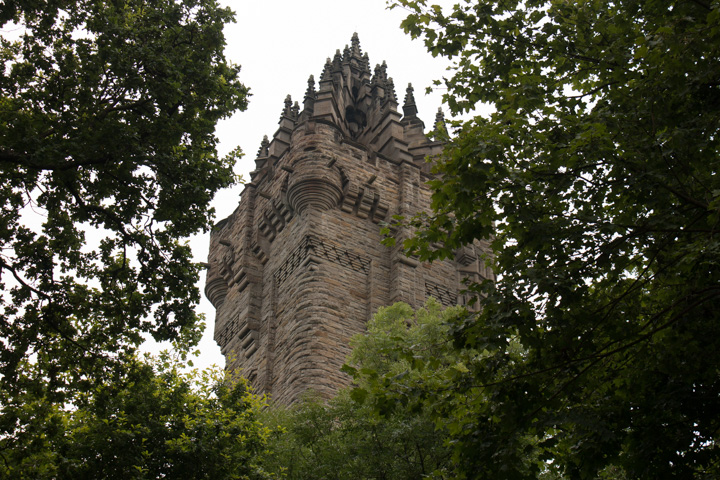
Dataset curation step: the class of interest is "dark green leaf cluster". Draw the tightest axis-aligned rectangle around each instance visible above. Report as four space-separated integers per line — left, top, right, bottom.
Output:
263 301 456 480
264 392 450 480
0 0 247 399
385 0 720 478
0 355 275 479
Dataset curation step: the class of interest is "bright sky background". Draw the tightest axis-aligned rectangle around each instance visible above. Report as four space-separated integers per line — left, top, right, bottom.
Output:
185 0 454 370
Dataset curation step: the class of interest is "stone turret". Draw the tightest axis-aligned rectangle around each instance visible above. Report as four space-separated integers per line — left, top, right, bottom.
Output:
205 35 492 404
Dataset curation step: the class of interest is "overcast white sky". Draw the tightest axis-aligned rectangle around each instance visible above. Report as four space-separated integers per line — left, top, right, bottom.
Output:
184 0 455 370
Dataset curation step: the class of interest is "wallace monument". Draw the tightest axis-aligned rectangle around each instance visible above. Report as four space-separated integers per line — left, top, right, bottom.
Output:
204 34 492 405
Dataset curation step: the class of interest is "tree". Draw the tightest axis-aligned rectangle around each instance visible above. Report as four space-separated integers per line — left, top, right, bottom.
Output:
0 354 275 479
0 0 247 399
263 301 456 480
377 0 720 478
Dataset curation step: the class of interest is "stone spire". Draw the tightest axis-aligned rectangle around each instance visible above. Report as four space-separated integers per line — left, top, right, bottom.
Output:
257 135 269 157
320 58 332 82
385 77 398 106
362 52 371 76
402 83 418 118
346 32 366 73
434 108 445 128
277 95 298 123
351 32 362 57
274 34 431 153
251 135 270 179
331 49 343 73
303 75 316 116
306 75 316 98
434 107 447 139
373 61 388 83
281 94 293 119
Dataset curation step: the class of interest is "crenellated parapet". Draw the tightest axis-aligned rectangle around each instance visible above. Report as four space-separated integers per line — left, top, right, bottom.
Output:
205 34 492 404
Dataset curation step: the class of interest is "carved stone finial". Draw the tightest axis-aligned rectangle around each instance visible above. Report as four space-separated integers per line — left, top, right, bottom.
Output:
374 62 388 82
303 75 316 116
282 94 293 117
351 32 361 56
292 101 300 119
372 61 389 89
257 135 269 157
332 49 343 72
254 134 270 174
372 64 381 86
305 75 316 101
320 59 332 83
343 44 351 63
434 107 447 138
362 52 371 75
404 84 416 106
386 77 397 105
402 83 418 117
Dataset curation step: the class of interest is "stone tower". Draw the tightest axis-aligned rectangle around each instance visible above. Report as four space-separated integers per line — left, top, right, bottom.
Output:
204 34 492 404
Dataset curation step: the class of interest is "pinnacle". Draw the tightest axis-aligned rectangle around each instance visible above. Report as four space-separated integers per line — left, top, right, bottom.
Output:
373 61 388 83
280 94 296 121
332 50 343 72
320 58 332 82
433 107 447 138
305 75 316 96
283 94 292 113
386 77 397 104
350 32 362 58
362 52 371 74
402 83 418 117
404 83 416 107
257 135 269 157
303 75 316 116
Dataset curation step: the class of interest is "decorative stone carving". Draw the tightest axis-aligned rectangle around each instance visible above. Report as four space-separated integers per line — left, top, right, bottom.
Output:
286 155 344 213
204 275 228 309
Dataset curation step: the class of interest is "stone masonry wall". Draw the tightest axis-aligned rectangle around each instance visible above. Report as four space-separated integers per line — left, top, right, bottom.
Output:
205 35 493 404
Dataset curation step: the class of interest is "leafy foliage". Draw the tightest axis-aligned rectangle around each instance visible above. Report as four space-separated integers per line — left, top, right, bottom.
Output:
263 301 456 480
0 0 247 398
380 0 720 478
0 354 275 479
